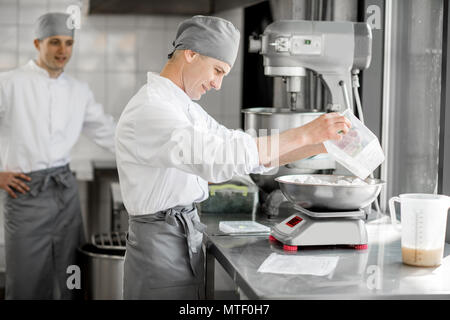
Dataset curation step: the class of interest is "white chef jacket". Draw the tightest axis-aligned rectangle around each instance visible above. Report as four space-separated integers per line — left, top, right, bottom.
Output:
0 60 116 172
115 72 267 215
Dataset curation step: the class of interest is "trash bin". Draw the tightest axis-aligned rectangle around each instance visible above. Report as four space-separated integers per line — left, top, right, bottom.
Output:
78 232 126 300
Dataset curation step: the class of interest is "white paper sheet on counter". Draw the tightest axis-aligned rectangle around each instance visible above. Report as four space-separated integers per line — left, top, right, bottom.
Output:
219 221 270 234
257 253 339 277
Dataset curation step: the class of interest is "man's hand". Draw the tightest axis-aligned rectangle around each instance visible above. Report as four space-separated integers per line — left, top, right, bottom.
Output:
256 112 351 168
0 172 32 199
298 112 352 146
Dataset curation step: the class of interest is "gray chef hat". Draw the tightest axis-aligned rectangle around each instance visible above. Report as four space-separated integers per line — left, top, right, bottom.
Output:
34 12 74 40
168 15 240 68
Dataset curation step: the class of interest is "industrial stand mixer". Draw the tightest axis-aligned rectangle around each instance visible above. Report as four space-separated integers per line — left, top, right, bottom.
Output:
243 19 378 221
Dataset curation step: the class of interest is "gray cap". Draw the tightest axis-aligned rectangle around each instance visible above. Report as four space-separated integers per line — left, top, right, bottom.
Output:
168 15 240 68
34 12 74 40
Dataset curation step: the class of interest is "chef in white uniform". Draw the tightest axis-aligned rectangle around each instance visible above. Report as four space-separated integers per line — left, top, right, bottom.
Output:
115 15 351 300
0 12 116 299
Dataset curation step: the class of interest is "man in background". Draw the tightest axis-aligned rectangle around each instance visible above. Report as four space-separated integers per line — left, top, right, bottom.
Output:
0 12 116 299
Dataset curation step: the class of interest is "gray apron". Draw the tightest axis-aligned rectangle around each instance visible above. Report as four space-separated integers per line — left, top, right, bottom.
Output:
3 164 84 300
123 204 206 300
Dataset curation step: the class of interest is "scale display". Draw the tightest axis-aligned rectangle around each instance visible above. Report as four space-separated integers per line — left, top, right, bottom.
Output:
286 216 303 227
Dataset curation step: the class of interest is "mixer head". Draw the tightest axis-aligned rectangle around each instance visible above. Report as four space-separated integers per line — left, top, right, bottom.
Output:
258 20 372 112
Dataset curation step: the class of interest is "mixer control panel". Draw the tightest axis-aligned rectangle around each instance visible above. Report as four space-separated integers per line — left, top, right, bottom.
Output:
269 35 323 55
291 35 322 55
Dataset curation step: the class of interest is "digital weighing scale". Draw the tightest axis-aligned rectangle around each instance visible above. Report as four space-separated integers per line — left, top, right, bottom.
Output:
267 173 385 251
269 205 369 251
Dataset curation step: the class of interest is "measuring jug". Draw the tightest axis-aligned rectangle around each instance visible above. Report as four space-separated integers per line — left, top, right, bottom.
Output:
389 193 450 267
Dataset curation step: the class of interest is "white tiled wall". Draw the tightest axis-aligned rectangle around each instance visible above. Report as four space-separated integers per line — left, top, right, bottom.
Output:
0 0 244 160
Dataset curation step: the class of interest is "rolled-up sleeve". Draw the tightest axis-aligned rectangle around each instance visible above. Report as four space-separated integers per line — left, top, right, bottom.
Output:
82 85 116 154
202 108 274 175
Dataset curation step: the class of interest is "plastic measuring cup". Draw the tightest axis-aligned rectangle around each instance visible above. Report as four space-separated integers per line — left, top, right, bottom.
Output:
323 109 385 179
389 193 450 267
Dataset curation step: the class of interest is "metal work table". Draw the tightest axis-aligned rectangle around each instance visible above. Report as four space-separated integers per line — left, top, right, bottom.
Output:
201 213 450 300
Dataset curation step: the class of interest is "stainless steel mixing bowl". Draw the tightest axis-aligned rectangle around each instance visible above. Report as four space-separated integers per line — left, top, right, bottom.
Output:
275 174 385 211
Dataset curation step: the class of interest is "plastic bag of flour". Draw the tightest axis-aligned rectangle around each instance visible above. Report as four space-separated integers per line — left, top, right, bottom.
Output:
323 109 385 179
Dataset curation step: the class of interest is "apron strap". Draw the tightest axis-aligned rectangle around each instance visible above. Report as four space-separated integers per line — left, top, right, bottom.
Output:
29 165 72 196
163 205 206 277
28 166 73 210
128 204 206 278
164 205 206 254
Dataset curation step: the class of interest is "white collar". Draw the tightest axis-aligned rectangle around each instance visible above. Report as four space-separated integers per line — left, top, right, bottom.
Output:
146 72 192 105
26 59 67 81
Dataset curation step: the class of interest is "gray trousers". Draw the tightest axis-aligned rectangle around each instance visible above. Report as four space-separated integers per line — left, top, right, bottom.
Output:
3 165 84 300
123 205 206 300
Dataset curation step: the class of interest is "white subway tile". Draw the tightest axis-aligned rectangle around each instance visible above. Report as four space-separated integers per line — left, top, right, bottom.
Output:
106 71 136 117
64 54 77 72
80 14 106 28
76 28 106 53
75 53 104 72
106 29 136 72
105 14 138 28
18 2 49 25
164 15 190 31
137 15 166 29
0 52 17 70
74 28 107 72
0 26 18 69
72 29 105 72
19 0 48 6
48 0 84 13
18 25 35 66
135 71 148 91
200 89 222 116
76 71 106 106
0 2 18 25
164 28 177 53
136 28 166 73
18 25 35 52
18 52 35 66
221 75 241 118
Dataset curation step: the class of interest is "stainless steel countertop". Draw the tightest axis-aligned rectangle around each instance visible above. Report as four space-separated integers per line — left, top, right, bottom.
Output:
201 212 450 299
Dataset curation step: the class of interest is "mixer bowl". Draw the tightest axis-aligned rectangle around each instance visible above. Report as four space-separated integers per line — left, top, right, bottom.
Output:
275 174 385 211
